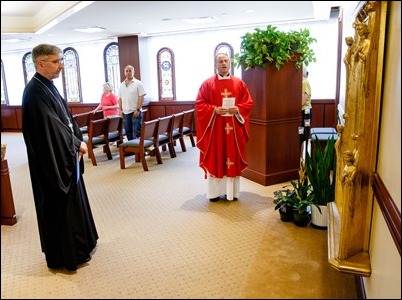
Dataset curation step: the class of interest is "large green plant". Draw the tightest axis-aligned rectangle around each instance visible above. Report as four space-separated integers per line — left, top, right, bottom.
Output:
305 136 337 206
233 25 317 70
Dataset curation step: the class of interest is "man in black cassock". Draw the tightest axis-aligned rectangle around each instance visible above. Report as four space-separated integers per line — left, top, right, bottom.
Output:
22 44 98 272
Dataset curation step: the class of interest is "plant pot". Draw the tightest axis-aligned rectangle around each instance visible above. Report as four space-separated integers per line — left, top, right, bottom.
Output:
293 211 310 227
279 208 293 222
311 204 328 229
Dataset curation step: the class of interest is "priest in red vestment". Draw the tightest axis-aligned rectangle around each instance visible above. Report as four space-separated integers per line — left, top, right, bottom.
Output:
195 53 254 202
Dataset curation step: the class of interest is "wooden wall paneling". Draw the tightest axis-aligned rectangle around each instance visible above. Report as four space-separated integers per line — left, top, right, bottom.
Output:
311 103 325 128
1 106 19 131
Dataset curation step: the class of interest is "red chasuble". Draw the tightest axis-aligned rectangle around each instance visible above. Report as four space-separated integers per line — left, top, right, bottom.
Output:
195 75 253 179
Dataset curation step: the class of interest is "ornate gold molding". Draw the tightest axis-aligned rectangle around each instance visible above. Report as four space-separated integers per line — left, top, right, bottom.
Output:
328 1 388 277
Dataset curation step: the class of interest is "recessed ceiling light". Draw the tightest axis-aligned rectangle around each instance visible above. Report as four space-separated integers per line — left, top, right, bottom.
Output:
182 16 220 24
74 26 107 33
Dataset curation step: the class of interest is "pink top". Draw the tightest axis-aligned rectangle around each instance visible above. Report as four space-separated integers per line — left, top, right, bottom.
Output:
100 92 119 117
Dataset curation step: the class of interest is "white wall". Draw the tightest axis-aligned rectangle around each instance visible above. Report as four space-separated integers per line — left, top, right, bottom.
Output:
2 17 339 105
364 1 401 299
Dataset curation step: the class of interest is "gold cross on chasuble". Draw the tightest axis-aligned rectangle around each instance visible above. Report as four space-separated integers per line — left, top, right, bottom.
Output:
221 89 232 98
226 157 234 169
225 123 233 134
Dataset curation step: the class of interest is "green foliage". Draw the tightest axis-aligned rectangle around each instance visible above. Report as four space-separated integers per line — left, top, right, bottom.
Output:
233 25 317 70
273 160 319 215
305 135 337 206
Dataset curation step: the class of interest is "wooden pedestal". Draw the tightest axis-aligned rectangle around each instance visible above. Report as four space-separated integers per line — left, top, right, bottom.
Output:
1 159 17 225
241 60 302 186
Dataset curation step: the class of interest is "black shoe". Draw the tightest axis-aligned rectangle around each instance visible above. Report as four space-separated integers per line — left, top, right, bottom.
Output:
66 265 78 272
47 264 62 270
209 197 220 202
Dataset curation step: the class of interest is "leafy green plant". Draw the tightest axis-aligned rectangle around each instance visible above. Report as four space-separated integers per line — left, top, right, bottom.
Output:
233 25 317 70
273 160 319 215
305 135 337 206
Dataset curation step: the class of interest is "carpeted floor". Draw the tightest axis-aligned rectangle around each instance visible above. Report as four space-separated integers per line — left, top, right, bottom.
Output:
1 132 357 299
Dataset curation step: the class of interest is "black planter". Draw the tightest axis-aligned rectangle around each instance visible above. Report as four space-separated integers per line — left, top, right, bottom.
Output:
279 208 294 222
293 211 310 227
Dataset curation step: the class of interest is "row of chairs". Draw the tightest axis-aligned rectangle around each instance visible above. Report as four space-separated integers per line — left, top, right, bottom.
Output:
81 115 124 166
119 108 195 171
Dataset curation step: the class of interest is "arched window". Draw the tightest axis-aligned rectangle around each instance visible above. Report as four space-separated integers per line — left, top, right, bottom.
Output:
22 52 35 85
62 47 82 102
157 47 176 101
103 42 120 95
1 60 9 105
214 42 234 75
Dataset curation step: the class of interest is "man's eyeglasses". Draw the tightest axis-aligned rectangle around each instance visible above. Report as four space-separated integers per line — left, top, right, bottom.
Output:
41 59 64 65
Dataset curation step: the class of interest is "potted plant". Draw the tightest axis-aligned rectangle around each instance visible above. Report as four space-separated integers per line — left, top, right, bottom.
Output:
273 160 318 227
305 135 337 228
273 188 296 222
233 25 317 70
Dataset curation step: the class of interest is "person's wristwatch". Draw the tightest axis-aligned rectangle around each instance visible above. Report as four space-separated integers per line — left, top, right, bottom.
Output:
136 108 140 112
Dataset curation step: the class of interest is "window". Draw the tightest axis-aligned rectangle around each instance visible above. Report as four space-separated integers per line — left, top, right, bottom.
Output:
1 60 9 105
61 47 82 102
157 47 176 101
22 52 35 85
214 42 234 75
103 42 120 95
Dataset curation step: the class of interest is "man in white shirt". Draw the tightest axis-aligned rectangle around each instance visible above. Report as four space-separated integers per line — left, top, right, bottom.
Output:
118 65 146 140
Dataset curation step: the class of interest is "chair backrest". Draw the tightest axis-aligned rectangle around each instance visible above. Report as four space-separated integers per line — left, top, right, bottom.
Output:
73 111 91 134
107 116 123 144
90 110 104 122
172 112 184 135
156 115 174 147
182 108 195 134
140 118 159 148
73 111 90 127
87 118 109 144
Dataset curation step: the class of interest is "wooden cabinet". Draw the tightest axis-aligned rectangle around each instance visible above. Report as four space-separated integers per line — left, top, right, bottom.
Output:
1 159 17 225
241 60 302 186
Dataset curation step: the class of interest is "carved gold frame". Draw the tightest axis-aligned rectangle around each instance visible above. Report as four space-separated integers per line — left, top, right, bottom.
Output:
328 1 388 277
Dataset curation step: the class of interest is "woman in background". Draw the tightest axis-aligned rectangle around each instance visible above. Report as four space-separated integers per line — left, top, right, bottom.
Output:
93 82 119 118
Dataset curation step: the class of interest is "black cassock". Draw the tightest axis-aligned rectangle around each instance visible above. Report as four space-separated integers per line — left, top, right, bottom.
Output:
22 72 98 271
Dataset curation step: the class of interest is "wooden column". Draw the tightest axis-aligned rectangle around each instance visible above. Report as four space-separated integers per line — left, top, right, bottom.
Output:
241 60 302 186
1 159 17 225
117 36 141 80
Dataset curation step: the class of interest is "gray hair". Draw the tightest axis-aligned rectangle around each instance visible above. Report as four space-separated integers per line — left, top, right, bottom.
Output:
32 44 62 64
103 82 114 91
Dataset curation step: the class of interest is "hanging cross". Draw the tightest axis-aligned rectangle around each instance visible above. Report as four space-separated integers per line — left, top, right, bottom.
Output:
221 89 232 98
226 157 234 169
225 123 233 134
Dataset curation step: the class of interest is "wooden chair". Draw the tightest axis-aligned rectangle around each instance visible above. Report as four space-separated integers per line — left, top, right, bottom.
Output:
107 116 124 147
73 110 104 136
83 118 112 166
182 108 196 150
118 118 162 171
171 111 185 155
90 110 104 122
155 115 175 159
73 111 91 135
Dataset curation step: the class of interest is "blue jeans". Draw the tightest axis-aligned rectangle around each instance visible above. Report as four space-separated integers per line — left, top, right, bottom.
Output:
123 111 142 140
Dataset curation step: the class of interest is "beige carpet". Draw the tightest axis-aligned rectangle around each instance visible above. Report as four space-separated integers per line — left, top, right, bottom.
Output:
1 132 357 299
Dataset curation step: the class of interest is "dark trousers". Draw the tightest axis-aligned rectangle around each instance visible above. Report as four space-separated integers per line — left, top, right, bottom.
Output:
300 110 312 143
123 111 142 140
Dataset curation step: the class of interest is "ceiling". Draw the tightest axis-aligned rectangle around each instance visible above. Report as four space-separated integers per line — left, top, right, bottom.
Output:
1 1 346 53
